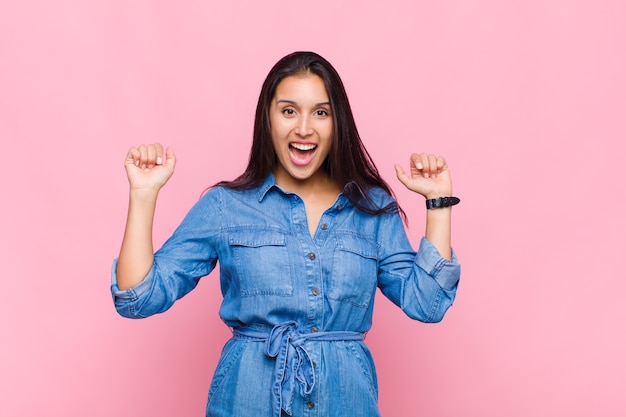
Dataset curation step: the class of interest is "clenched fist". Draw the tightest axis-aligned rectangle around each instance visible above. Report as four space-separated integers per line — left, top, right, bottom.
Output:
124 143 176 191
394 153 453 200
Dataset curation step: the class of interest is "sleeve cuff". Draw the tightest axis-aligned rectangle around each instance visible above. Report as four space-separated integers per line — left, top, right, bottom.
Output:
110 258 156 302
415 237 461 290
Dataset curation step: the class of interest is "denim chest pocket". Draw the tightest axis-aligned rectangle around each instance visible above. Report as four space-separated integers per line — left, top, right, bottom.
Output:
328 234 379 308
228 230 293 296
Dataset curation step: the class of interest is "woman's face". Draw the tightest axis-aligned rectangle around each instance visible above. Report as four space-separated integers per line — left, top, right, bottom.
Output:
269 73 333 187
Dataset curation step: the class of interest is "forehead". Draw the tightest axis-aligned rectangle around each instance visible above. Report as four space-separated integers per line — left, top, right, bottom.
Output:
273 74 329 102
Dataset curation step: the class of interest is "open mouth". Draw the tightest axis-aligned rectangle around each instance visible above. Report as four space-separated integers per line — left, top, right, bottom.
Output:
289 143 317 165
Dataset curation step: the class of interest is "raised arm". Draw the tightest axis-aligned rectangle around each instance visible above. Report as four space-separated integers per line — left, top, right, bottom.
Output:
394 153 454 260
116 143 176 290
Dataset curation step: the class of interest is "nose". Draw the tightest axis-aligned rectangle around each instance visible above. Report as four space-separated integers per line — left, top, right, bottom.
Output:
295 117 313 137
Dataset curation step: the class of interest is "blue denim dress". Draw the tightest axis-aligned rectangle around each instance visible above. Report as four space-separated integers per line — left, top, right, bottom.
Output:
111 175 460 417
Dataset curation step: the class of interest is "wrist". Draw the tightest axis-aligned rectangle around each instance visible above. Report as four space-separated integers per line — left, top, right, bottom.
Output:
129 187 160 201
424 190 452 200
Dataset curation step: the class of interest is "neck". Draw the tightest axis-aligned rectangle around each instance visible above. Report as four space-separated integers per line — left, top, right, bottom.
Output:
273 168 340 198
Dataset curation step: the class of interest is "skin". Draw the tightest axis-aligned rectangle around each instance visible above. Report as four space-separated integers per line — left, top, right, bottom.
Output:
116 75 454 290
116 144 176 290
269 73 341 237
395 155 453 260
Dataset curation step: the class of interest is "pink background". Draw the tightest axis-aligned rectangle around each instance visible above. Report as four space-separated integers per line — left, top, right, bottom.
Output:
1 1 625 416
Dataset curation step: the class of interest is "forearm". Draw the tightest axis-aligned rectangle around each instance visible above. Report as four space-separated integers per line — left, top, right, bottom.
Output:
116 188 159 290
424 206 452 261
394 153 455 260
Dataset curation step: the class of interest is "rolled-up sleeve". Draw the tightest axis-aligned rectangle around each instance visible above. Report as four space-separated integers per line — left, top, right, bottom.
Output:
415 237 460 291
110 188 222 319
111 259 160 318
377 211 461 323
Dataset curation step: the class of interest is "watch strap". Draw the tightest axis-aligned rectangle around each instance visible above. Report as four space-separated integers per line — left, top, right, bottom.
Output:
425 196 460 209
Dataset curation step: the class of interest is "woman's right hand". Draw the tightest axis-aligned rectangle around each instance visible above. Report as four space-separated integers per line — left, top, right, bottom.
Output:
124 143 176 191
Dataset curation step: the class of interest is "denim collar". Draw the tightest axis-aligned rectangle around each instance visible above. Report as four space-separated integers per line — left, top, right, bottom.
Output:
256 174 354 207
257 173 279 202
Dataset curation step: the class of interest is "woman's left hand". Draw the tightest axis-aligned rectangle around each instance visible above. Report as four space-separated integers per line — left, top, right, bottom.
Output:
394 153 453 199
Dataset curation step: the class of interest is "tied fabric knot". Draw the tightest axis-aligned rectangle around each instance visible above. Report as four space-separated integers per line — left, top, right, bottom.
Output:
265 321 314 416
232 321 365 417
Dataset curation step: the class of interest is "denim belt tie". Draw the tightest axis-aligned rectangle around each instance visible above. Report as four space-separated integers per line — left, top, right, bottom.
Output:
232 321 365 417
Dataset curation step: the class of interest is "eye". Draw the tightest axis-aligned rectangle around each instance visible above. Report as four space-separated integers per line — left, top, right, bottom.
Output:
282 108 296 116
315 109 330 117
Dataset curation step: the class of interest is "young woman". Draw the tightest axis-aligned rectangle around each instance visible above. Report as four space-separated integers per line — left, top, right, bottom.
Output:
112 51 461 417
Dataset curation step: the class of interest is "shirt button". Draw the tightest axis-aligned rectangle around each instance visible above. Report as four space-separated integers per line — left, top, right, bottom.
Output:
320 223 328 230
312 287 319 296
312 361 317 368
307 401 315 409
311 326 318 333
308 252 316 260
336 203 344 210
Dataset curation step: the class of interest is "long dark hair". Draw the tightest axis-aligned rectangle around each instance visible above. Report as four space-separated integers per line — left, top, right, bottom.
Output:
216 51 403 218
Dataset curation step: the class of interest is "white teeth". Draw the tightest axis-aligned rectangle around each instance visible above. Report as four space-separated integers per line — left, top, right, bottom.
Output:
290 143 316 151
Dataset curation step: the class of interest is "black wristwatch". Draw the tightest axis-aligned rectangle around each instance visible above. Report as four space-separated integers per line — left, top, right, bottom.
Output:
425 196 460 209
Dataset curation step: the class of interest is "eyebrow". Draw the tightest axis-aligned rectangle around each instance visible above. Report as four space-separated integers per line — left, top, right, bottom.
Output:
276 99 331 107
